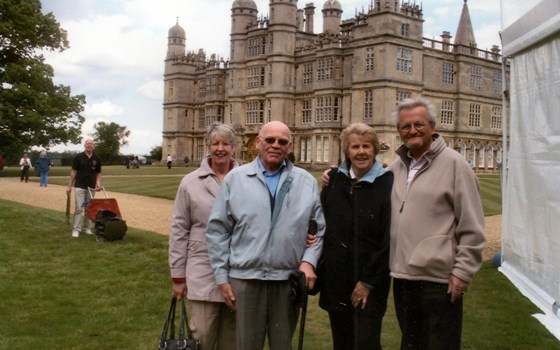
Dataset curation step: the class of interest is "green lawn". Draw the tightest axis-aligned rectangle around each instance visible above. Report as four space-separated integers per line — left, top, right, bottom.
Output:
0 168 558 348
3 166 504 215
478 175 502 216
0 200 558 349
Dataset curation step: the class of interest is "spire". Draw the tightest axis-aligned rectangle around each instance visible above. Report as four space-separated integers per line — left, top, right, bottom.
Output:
454 0 477 47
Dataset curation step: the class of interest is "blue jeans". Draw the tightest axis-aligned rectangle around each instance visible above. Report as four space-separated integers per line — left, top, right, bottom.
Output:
393 278 463 350
39 171 48 186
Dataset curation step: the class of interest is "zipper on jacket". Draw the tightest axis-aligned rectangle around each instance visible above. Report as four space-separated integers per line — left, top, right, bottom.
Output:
399 158 430 214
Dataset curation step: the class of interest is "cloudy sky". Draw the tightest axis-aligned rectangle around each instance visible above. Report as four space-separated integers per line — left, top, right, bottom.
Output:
40 0 511 156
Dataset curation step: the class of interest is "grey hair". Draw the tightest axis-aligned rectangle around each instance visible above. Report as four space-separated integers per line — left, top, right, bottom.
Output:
206 122 236 146
392 97 437 126
340 122 380 156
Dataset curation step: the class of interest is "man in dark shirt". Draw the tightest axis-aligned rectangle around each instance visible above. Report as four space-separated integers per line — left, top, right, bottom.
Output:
66 138 102 238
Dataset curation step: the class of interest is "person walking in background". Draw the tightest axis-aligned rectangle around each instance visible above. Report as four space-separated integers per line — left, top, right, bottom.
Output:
319 123 393 350
390 97 485 349
66 138 102 238
166 154 172 169
19 153 31 182
206 121 325 350
169 123 239 350
35 150 51 187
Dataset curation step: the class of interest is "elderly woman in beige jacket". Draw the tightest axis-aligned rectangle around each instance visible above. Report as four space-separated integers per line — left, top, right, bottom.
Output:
168 123 239 350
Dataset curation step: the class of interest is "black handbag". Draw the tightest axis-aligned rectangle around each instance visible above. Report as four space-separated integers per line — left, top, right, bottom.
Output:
158 297 201 350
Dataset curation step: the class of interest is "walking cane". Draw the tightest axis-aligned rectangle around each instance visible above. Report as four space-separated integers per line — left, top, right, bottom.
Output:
297 276 308 350
297 219 318 350
66 191 71 225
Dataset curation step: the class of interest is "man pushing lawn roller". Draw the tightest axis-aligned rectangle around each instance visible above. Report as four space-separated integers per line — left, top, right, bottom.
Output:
66 138 102 238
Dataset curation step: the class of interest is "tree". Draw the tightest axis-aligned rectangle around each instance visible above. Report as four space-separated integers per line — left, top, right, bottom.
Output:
92 121 130 162
150 145 162 161
0 0 86 164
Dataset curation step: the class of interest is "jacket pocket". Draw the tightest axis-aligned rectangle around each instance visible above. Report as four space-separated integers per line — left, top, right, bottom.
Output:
408 235 453 276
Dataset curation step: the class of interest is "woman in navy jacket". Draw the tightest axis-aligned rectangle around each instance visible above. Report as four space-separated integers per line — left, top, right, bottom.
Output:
319 123 393 350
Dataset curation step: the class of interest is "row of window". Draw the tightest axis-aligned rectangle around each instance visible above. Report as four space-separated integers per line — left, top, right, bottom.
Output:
230 51 502 94
443 63 501 92
299 134 503 168
187 133 502 169
368 90 502 130
462 143 503 168
182 95 501 131
214 97 343 126
456 102 502 129
236 94 502 129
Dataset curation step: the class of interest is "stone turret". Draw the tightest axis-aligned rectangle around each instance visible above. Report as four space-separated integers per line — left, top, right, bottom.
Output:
167 19 185 58
230 0 258 62
297 9 305 31
231 0 258 34
268 0 297 53
377 0 399 11
441 30 452 51
322 0 342 34
304 3 315 33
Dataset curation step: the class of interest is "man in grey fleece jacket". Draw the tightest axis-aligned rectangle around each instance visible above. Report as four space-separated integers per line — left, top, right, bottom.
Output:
390 97 485 349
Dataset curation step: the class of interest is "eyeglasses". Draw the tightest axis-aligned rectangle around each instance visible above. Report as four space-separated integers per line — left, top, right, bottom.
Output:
261 136 290 146
398 120 429 132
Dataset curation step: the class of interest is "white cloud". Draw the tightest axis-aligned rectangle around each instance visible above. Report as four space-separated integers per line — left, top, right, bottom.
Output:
137 81 163 100
476 23 503 51
121 128 162 156
84 101 124 118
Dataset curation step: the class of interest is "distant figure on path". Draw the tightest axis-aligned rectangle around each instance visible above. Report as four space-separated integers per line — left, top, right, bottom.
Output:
167 154 172 169
35 150 51 187
19 153 31 183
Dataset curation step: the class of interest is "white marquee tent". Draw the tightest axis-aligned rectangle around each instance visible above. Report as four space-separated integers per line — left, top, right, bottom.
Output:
500 0 560 339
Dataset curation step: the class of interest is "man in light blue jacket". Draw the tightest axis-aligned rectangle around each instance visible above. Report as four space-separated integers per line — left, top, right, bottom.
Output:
206 121 325 350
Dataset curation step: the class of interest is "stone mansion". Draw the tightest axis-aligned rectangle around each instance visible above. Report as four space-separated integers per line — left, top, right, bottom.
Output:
162 0 506 172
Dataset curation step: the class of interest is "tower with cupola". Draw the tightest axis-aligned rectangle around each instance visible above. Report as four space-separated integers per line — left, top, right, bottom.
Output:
322 0 342 34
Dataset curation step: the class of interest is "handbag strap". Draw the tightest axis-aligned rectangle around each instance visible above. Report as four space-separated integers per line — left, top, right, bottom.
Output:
160 297 177 345
160 297 196 350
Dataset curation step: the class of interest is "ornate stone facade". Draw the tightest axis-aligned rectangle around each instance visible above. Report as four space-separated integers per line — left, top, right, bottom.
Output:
163 0 506 172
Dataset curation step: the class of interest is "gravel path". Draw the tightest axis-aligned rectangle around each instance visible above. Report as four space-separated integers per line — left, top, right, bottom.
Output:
0 177 173 235
0 176 501 260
